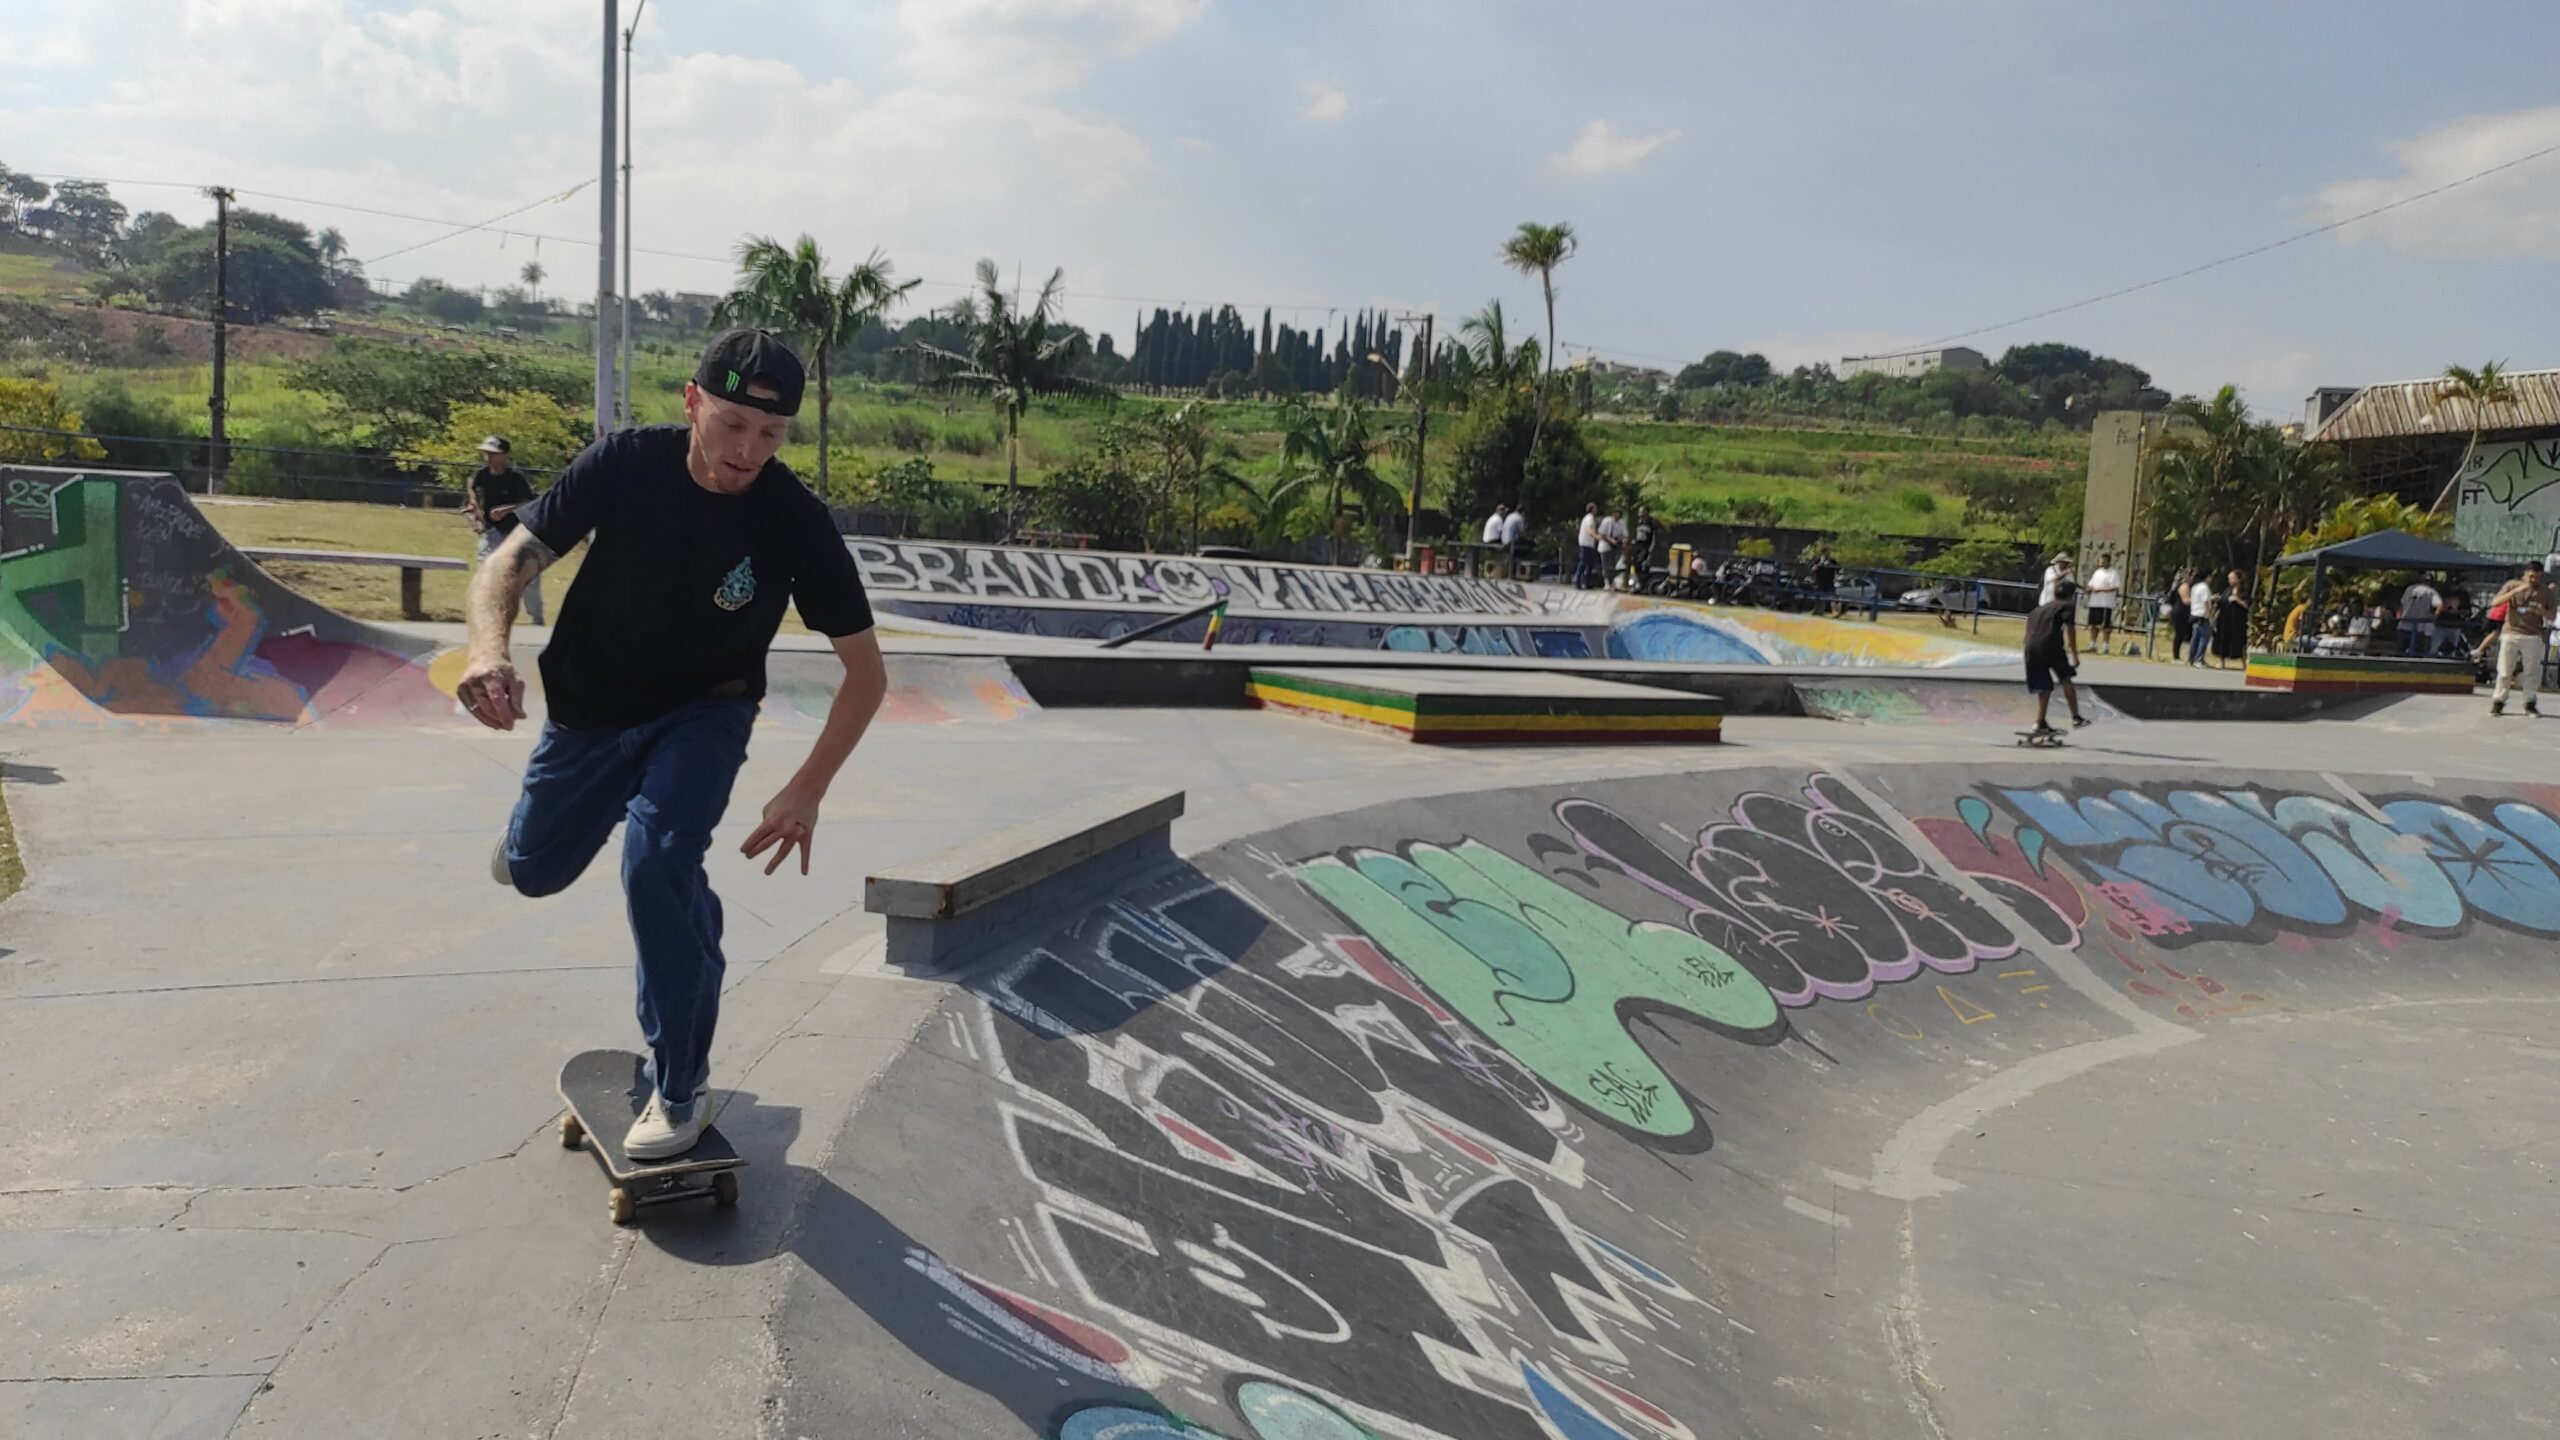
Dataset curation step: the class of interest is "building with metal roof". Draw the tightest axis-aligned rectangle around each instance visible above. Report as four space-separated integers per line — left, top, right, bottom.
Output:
2307 367 2560 444
2305 367 2560 561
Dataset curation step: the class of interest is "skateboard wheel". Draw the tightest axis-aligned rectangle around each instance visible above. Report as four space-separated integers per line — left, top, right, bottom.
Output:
608 1187 635 1225
560 1115 584 1150
712 1171 740 1208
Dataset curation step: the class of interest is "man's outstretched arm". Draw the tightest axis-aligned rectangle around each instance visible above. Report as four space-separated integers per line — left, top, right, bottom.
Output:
457 527 555 731
742 628 889 876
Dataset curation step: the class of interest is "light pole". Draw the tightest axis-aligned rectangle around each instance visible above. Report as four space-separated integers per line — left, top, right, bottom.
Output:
593 0 618 436
619 0 648 428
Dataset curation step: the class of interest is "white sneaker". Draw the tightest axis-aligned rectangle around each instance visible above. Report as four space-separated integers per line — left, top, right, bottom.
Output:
490 838 512 887
624 1090 707 1160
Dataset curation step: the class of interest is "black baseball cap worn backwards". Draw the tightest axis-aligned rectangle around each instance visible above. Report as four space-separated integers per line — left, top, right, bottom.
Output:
695 328 806 417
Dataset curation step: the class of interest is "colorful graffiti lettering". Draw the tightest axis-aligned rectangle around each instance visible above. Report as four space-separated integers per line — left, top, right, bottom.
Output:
1055 1378 1379 1440
1545 773 2025 1009
1989 780 2560 946
850 537 1599 619
961 870 1721 1440
0 470 448 726
1297 839 1783 1145
1921 796 2264 1019
2454 437 2560 559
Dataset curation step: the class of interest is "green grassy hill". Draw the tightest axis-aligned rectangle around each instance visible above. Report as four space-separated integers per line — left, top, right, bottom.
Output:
16 284 2084 538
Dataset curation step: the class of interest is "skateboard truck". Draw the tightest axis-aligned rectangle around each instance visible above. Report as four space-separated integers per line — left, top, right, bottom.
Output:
557 1049 744 1225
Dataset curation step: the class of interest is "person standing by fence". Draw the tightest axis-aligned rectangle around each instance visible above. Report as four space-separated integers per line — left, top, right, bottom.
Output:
2187 572 2216 666
466 436 545 626
1573 504 1602 589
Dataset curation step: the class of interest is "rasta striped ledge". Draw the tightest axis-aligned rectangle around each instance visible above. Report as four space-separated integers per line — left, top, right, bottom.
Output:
1246 667 1723 745
2243 651 2477 696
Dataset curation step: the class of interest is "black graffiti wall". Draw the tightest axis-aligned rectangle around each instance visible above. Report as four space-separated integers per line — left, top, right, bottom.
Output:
846 539 1611 621
798 765 2560 1439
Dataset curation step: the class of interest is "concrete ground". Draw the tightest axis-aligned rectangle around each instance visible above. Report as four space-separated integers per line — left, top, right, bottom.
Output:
4 682 2552 1438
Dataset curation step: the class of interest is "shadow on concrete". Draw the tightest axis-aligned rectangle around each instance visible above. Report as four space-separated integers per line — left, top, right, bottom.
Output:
1 761 62 785
787 1171 1162 1437
622 1089 801 1267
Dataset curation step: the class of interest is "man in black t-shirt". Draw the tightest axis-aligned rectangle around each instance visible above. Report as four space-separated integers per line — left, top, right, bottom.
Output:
2024 578 2090 735
457 329 889 1160
465 435 545 624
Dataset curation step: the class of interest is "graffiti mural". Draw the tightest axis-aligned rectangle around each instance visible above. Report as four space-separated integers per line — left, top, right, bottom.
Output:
954 868 1737 1440
0 468 451 726
872 596 1586 658
1542 775 2025 1011
2453 436 2560 559
1298 839 1784 1145
850 538 1605 619
868 765 2560 1436
1985 779 2560 947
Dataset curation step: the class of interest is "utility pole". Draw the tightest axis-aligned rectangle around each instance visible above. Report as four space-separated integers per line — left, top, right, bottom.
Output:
1399 312 1432 564
594 0 619 435
207 186 234 496
619 0 648 427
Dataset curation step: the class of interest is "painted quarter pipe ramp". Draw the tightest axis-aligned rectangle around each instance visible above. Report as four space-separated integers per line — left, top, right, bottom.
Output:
791 763 2560 1439
0 465 450 726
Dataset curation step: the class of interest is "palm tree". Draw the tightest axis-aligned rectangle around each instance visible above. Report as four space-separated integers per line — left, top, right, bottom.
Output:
1458 301 1541 395
716 234 918 496
1499 221 1577 452
519 260 546 303
315 227 347 276
2427 361 2518 515
2152 385 2258 573
912 258 1105 539
1134 401 1244 551
1270 391 1402 563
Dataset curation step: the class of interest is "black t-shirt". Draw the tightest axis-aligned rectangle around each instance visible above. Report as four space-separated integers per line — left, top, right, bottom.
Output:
1812 560 1839 589
2024 599 2073 661
468 466 537 535
516 426 874 730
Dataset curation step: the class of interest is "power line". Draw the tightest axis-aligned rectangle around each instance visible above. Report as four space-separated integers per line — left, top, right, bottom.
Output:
1908 138 2560 351
21 169 1427 316
361 179 595 267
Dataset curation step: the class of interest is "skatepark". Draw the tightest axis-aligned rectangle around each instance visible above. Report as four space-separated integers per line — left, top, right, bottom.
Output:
8 468 2559 1439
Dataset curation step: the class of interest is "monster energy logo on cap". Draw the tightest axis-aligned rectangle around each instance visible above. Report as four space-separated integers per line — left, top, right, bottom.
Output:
694 329 806 417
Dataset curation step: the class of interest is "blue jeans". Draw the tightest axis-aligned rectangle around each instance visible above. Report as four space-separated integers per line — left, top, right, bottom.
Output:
1573 544 1600 588
501 697 757 1105
2189 621 2212 664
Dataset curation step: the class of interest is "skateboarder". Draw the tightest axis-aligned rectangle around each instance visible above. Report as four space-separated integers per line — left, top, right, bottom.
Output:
456 328 889 1160
2025 578 2091 737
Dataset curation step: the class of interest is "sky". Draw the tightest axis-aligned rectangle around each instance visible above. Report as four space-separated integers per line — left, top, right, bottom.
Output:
4 0 2557 417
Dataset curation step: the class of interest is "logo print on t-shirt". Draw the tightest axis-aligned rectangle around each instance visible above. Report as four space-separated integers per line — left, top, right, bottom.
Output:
714 557 756 611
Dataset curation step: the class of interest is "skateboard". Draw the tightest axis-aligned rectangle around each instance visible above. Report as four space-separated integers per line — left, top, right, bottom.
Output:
2015 729 2067 749
556 1048 743 1225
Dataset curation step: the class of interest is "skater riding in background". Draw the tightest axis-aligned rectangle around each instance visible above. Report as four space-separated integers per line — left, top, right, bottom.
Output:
2024 577 2091 741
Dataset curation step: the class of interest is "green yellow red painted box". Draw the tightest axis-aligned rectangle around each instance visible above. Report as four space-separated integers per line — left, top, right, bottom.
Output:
2243 651 2476 696
1245 667 1723 744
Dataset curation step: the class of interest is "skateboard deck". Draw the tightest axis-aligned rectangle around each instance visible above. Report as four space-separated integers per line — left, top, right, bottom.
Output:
2015 729 2067 749
557 1048 742 1225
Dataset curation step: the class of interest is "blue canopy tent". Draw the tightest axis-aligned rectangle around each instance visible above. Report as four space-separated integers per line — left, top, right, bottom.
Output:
2272 529 2508 633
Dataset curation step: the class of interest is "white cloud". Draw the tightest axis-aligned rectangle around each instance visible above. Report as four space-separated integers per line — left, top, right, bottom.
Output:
2309 105 2560 260
1302 81 1350 124
0 0 1189 308
1175 136 1215 153
1551 119 1677 176
899 0 1207 96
